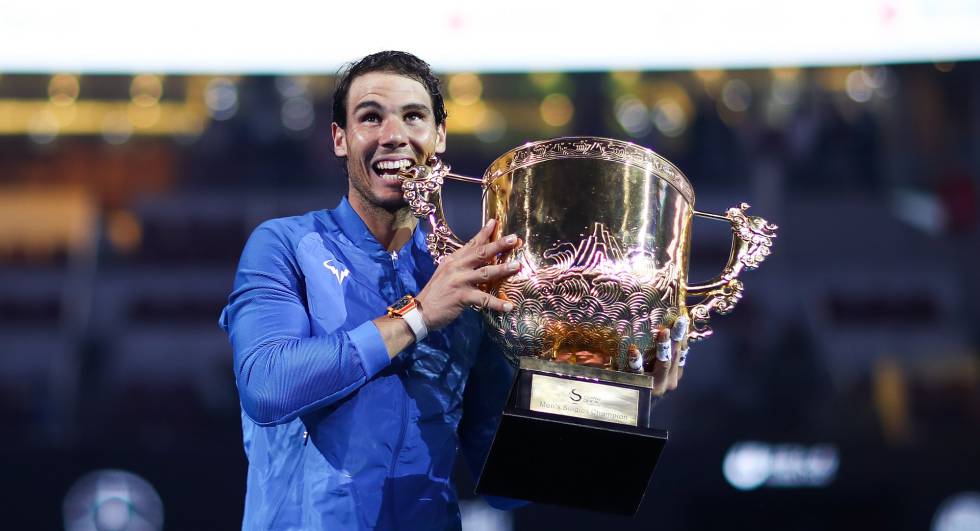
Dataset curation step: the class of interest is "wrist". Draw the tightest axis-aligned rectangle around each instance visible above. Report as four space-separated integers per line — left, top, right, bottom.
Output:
414 293 433 330
387 294 428 342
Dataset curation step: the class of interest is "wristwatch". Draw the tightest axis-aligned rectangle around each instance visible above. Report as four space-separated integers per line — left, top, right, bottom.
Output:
387 294 428 342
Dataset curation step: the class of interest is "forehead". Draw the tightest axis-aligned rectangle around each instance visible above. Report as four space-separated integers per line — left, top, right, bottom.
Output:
346 72 433 113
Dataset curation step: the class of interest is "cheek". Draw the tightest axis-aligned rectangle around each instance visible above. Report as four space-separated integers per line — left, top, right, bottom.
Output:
411 128 439 148
346 130 375 160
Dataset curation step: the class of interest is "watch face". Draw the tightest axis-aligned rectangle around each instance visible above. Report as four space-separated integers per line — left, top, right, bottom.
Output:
390 295 416 316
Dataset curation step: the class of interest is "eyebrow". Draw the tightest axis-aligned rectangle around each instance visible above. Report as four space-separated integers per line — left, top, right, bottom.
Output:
352 100 432 115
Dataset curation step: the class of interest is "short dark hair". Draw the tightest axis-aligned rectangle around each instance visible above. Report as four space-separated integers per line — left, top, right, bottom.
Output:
332 50 447 129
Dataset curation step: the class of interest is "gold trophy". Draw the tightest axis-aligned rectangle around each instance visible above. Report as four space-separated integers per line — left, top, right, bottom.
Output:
400 137 776 514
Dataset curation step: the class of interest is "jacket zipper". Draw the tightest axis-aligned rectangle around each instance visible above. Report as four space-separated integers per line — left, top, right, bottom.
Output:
387 247 409 530
389 250 400 280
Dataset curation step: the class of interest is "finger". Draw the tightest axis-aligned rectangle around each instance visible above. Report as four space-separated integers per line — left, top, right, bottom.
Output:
676 341 689 381
468 218 497 249
650 328 672 396
467 291 514 313
467 233 520 266
468 261 521 284
667 316 689 390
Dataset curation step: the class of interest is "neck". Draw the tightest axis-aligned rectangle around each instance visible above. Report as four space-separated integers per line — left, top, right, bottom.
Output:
349 196 418 251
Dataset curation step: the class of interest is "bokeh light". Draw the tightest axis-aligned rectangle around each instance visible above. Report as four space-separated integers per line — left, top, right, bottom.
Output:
130 74 163 107
721 78 752 112
474 107 506 143
27 107 59 144
204 78 239 121
610 71 642 90
770 67 802 105
48 74 80 106
845 69 874 103
694 69 726 99
127 102 161 129
275 76 310 99
107 210 143 254
723 442 840 491
459 498 513 531
867 66 898 99
281 96 315 135
539 93 574 128
63 469 164 531
933 492 980 531
101 110 133 145
766 68 802 127
528 72 564 92
448 73 483 106
448 100 488 130
651 98 687 137
615 95 651 137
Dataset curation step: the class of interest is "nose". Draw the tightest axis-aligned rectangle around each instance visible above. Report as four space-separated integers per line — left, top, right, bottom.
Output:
379 118 408 149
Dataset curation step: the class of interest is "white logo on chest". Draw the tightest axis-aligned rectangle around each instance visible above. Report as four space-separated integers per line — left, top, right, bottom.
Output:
322 259 350 285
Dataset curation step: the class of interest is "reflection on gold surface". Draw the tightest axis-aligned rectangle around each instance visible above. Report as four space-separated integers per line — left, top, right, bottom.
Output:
402 137 777 380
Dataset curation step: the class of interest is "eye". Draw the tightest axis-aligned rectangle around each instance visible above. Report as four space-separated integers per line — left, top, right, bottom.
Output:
405 112 424 122
359 112 381 124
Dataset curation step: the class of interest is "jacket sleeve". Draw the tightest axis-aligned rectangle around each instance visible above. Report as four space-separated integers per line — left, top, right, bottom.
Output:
457 333 529 510
219 222 390 426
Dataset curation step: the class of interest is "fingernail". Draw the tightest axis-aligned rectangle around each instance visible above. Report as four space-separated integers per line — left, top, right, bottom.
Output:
505 234 517 243
671 316 689 341
508 261 520 271
656 337 672 362
484 219 495 228
503 302 514 312
677 347 689 367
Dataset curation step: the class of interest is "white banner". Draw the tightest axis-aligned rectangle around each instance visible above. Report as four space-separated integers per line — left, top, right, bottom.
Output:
1 0 979 72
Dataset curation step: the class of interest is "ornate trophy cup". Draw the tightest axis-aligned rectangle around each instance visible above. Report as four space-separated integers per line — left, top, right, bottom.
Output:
400 137 776 514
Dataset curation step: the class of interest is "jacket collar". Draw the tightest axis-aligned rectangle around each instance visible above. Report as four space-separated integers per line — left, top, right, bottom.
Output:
332 196 427 257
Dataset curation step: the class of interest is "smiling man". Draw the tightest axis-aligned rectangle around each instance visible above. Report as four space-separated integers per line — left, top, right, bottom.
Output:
220 51 524 530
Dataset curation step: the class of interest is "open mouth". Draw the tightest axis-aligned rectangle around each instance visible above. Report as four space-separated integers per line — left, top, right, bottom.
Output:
372 159 414 180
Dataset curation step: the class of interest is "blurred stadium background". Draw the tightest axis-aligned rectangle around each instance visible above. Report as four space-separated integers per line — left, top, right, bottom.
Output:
1 1 979 530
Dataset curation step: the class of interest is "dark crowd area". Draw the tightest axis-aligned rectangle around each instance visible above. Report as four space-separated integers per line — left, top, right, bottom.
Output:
0 61 978 530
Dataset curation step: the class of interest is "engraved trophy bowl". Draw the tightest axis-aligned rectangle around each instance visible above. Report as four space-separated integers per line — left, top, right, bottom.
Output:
400 136 777 514
401 137 776 380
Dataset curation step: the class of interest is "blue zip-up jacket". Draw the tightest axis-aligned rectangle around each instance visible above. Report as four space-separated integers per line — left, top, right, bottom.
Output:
219 197 517 530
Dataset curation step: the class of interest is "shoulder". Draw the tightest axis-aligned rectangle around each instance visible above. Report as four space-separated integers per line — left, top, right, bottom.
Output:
253 210 331 240
237 211 336 269
246 211 337 249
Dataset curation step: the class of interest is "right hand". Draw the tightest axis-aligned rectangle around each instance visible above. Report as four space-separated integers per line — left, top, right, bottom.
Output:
416 219 522 330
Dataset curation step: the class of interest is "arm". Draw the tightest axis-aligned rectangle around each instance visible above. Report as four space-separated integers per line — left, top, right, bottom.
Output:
221 222 400 426
222 219 522 427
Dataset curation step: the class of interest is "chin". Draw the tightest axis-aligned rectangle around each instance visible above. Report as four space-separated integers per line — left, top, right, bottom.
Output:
369 192 409 212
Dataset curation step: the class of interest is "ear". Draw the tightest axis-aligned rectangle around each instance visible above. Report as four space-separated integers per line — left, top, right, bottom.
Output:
434 122 447 154
331 122 347 158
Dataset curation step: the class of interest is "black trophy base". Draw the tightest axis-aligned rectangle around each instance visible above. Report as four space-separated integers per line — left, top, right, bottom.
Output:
474 360 668 515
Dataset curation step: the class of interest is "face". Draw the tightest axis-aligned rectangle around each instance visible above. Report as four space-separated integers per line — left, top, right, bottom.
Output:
332 72 446 213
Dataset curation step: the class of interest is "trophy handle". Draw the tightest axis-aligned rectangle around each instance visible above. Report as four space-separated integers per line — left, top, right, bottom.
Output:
684 203 777 342
399 157 483 263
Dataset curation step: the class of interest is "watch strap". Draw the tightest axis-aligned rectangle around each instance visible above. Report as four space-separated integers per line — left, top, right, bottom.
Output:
401 306 428 342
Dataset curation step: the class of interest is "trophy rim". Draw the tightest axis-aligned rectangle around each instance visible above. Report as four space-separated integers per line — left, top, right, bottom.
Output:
482 136 695 205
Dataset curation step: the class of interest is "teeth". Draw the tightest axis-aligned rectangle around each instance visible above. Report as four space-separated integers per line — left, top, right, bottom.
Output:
374 159 412 170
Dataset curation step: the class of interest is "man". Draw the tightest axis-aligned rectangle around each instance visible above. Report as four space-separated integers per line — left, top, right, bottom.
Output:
220 51 688 530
